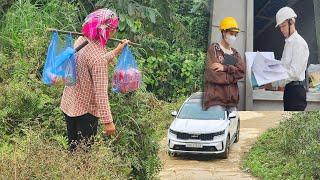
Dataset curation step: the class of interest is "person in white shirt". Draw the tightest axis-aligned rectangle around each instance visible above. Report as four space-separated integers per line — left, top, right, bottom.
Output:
275 7 309 111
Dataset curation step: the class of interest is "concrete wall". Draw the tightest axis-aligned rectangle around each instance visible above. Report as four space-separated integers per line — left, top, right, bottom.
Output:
251 91 320 111
209 0 253 110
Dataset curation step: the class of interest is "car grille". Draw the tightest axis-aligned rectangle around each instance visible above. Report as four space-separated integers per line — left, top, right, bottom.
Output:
173 145 218 152
176 132 215 141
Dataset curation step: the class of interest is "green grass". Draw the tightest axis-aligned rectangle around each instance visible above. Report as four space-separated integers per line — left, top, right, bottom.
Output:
243 112 320 180
0 130 129 179
0 92 182 179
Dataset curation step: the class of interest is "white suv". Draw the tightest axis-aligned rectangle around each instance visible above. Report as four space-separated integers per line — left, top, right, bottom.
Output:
167 92 240 159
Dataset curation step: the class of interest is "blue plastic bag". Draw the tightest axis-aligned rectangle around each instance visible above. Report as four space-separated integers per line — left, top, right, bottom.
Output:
42 32 76 86
112 45 141 93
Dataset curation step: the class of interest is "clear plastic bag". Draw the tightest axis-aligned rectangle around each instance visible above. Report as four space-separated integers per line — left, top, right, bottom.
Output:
112 45 141 93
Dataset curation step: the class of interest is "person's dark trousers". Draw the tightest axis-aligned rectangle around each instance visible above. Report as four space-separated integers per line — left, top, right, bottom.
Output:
283 82 307 111
64 113 98 152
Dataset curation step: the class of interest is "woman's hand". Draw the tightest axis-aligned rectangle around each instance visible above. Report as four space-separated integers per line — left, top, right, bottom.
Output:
104 122 116 136
114 39 131 56
210 63 225 72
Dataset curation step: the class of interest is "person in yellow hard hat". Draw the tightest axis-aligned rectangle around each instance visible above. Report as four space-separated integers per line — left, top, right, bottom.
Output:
202 17 245 112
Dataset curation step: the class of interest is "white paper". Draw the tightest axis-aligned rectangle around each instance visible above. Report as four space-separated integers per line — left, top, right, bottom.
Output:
245 52 276 87
245 51 275 69
251 52 289 86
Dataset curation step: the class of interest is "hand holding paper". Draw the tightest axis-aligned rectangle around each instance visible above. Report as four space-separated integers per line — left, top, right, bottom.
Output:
246 52 289 86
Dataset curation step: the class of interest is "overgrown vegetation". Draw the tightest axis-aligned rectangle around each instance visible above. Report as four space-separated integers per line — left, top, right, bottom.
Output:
79 0 209 101
243 112 320 180
0 91 182 179
0 132 129 179
0 0 208 179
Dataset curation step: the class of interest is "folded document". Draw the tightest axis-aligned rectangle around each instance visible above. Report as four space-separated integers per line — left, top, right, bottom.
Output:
245 52 289 86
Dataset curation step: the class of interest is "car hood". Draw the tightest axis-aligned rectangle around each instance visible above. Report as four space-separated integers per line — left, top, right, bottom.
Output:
170 118 228 134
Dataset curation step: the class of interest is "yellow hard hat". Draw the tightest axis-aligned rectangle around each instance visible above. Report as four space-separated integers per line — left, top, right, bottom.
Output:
220 17 240 32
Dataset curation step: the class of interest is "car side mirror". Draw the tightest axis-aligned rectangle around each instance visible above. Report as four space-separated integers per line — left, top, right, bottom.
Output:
171 111 177 117
228 112 236 119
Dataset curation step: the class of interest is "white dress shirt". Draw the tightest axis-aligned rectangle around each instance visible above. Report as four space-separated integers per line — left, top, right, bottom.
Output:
281 31 309 85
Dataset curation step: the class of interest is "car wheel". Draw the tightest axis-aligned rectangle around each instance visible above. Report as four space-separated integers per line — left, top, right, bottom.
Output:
168 150 176 157
234 120 240 143
220 135 230 159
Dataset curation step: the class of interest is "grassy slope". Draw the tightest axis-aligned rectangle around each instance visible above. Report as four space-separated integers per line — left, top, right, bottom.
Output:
243 112 320 180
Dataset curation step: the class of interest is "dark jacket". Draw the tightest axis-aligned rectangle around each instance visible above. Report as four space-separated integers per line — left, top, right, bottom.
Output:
202 43 245 109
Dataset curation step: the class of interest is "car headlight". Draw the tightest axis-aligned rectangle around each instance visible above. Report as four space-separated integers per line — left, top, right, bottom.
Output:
169 129 178 135
213 130 225 136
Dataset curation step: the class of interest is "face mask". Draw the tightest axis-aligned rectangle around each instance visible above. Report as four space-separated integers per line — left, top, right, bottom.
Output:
225 34 237 46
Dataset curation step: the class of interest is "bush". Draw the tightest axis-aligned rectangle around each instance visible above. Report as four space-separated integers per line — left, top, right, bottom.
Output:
138 46 205 102
0 1 180 179
0 89 181 179
0 0 77 142
105 90 182 179
0 0 207 178
243 112 320 179
0 129 129 179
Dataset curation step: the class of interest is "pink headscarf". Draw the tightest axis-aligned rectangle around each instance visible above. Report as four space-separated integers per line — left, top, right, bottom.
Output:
82 8 119 47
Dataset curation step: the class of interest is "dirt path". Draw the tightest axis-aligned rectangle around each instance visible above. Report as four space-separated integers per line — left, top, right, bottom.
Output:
158 111 285 180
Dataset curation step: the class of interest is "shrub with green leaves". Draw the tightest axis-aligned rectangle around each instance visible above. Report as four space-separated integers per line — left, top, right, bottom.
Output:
243 112 320 179
138 47 205 102
0 1 178 179
0 87 180 179
0 0 78 141
90 0 209 101
0 129 130 179
0 0 208 178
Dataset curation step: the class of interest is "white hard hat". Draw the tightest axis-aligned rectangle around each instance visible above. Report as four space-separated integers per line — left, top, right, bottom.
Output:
275 7 297 28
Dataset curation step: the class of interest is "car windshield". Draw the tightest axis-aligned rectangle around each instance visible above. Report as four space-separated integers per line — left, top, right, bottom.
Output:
177 102 226 120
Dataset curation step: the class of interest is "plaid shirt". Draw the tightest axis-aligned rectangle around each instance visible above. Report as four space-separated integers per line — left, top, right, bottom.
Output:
60 36 115 124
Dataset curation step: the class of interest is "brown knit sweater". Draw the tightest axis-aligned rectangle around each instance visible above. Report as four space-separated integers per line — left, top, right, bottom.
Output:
202 43 245 109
